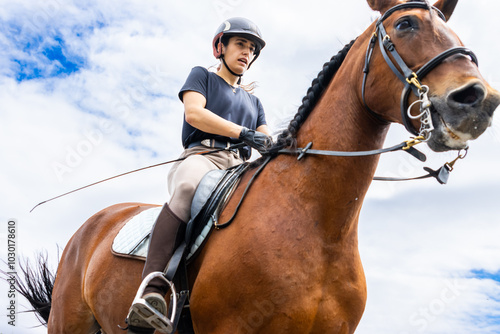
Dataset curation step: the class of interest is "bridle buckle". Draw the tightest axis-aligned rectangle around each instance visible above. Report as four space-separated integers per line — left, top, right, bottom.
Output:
403 136 425 150
406 72 423 91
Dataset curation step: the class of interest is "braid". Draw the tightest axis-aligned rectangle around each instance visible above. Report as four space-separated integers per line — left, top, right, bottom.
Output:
274 39 357 149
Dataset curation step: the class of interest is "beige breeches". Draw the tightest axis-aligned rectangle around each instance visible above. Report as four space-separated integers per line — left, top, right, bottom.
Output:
167 146 243 222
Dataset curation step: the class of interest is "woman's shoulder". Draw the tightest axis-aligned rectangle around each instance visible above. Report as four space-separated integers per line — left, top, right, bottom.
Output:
188 66 221 81
187 66 209 77
191 66 208 73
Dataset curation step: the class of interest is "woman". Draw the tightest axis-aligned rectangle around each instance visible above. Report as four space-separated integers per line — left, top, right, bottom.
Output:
127 17 271 333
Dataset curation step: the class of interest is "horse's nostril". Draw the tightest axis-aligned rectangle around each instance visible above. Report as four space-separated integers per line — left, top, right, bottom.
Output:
449 84 485 107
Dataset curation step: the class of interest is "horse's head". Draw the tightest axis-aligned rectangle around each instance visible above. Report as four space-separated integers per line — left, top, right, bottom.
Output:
363 0 500 152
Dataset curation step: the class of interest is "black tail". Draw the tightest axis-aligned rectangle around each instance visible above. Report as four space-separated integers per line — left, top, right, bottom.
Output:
15 252 57 326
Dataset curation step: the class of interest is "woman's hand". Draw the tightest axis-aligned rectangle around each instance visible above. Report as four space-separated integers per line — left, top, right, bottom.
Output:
239 127 273 154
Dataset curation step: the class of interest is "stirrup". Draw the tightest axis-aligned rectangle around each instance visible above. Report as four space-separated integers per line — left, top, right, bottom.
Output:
127 272 177 333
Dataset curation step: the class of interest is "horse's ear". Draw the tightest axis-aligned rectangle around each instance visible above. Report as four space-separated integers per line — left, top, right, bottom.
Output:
367 0 400 14
433 0 458 21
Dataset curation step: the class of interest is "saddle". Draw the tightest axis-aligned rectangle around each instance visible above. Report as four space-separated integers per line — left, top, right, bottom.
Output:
185 164 248 261
113 163 249 333
112 163 247 262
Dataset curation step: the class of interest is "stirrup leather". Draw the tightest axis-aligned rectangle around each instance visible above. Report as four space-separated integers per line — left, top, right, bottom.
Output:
127 272 177 333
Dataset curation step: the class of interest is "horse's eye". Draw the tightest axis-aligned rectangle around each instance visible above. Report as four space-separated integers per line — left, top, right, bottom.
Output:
396 19 412 31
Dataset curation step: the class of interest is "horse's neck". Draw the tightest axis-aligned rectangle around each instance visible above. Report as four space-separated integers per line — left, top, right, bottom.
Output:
277 52 390 239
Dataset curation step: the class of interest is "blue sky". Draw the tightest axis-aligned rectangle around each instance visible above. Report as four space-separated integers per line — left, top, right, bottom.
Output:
1 3 94 81
12 34 85 81
1 0 500 333
471 270 500 283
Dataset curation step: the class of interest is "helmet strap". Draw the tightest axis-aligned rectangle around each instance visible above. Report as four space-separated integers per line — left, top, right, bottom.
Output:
221 55 243 84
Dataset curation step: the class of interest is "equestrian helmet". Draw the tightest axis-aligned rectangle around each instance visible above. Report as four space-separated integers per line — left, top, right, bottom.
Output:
212 17 266 66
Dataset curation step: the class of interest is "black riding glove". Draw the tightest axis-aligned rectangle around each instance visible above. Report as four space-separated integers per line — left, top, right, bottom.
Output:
239 127 273 154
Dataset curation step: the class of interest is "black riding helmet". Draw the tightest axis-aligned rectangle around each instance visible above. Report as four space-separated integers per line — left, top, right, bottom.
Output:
212 17 266 71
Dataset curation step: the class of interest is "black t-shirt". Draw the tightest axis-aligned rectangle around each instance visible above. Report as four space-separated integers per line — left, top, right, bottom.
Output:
178 66 267 149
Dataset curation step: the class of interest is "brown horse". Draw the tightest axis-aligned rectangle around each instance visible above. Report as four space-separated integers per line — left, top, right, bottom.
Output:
19 0 500 333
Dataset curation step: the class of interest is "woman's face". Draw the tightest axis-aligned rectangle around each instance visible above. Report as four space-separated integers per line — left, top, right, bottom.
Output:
222 36 256 74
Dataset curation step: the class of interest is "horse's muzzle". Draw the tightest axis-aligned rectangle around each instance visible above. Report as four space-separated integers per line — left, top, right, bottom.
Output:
427 81 500 152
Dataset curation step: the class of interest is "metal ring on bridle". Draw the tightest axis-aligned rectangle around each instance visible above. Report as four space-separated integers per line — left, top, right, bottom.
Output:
407 86 431 120
400 47 479 136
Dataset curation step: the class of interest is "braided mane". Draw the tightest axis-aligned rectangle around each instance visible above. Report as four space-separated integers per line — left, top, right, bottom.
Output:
274 39 356 149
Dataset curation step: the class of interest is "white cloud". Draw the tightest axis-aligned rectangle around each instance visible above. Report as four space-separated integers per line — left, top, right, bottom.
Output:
1 1 500 333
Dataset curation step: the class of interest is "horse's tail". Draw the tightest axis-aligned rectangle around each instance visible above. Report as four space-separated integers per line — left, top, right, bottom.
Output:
16 252 57 326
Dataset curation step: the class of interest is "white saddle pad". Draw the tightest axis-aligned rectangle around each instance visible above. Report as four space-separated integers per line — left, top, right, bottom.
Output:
111 206 162 259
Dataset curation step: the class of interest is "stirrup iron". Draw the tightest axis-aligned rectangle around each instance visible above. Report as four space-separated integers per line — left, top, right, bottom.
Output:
128 272 177 333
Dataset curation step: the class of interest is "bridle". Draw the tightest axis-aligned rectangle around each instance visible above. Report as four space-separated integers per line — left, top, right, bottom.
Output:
362 2 478 139
275 2 476 183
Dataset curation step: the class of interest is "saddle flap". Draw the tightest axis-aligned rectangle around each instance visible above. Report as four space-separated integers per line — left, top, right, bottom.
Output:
190 169 226 219
185 164 248 260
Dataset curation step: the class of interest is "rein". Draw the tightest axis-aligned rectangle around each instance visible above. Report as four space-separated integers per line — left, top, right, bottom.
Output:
275 139 468 184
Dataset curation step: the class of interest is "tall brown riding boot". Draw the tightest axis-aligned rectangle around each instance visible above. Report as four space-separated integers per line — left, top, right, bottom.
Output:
142 203 186 294
127 203 186 334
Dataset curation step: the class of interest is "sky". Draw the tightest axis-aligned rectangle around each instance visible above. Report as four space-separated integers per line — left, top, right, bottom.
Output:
0 0 499 333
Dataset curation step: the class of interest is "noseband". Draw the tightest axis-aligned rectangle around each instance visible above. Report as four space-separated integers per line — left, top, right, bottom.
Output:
362 2 479 138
